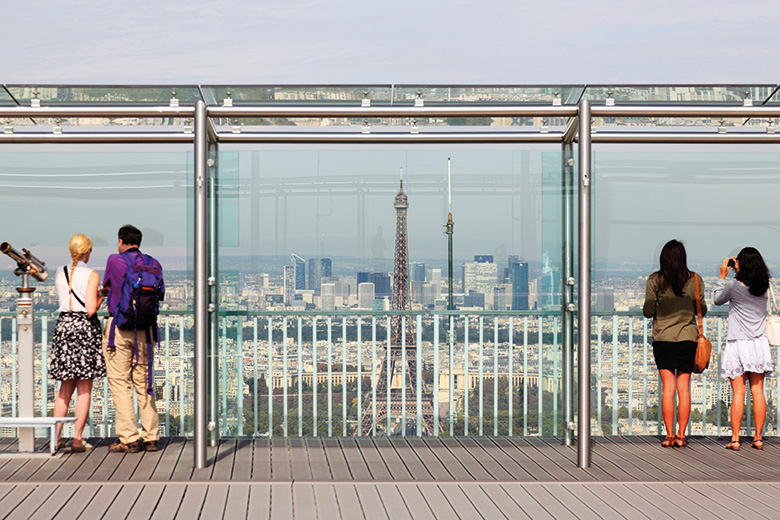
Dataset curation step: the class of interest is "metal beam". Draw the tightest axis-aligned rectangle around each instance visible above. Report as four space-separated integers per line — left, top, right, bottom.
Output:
208 105 578 118
215 132 564 143
589 132 780 144
193 100 208 469
0 106 195 118
590 105 780 118
577 99 592 470
563 117 579 144
0 133 194 144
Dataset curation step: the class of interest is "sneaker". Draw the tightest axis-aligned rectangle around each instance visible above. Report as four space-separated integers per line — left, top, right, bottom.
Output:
143 440 158 452
108 441 140 453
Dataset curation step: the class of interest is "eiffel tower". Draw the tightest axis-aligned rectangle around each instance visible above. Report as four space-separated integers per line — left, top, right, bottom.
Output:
358 169 437 436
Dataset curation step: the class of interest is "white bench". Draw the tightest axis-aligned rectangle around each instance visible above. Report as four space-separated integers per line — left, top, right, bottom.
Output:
0 417 78 455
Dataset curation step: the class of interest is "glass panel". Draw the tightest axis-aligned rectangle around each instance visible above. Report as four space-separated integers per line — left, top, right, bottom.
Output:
201 86 393 106
394 86 584 105
0 148 193 437
582 85 776 105
592 147 780 437
5 85 202 105
765 86 780 105
0 87 16 106
215 145 563 436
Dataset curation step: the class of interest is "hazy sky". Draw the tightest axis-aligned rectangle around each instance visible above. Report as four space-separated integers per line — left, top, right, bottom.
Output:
4 0 779 84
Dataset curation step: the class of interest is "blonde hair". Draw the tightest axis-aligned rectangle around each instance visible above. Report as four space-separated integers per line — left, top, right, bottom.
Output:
67 233 92 310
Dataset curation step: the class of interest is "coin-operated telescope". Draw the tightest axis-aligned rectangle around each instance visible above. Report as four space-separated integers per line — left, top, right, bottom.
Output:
1 241 48 453
1 242 49 283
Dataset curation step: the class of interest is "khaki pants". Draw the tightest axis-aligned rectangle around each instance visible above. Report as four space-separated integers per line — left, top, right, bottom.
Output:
102 317 159 444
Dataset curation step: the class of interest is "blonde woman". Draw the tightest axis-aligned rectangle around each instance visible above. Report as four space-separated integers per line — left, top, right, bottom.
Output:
50 234 106 452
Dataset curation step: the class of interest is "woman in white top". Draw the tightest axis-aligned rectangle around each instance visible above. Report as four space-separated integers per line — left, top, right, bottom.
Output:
51 234 106 452
713 247 775 451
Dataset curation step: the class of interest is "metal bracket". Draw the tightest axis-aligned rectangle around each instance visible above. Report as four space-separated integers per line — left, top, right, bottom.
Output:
223 91 233 107
362 91 371 107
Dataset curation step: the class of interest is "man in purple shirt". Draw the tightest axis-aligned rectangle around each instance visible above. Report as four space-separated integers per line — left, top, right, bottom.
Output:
102 224 162 453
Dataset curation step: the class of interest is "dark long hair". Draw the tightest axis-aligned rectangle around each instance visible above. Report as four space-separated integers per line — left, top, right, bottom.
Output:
735 247 770 296
656 240 690 297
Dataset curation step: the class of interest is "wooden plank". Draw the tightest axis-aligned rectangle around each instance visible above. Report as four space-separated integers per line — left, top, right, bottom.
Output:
489 437 559 482
497 484 555 520
232 439 254 480
506 438 588 482
247 484 271 519
603 484 676 520
434 483 482 519
67 439 112 481
339 438 371 481
457 484 507 520
127 485 166 519
147 483 186 520
321 439 351 481
73 485 123 520
580 483 655 519
333 484 363 519
210 439 237 481
536 439 615 482
554 485 621 520
198 484 229 519
271 439 292 481
4 484 55 520
690 483 774 518
405 485 459 520
354 438 391 481
252 439 271 481
312 484 340 519
0 459 32 482
270 483 293 520
390 440 433 481
437 438 493 481
354 485 389 519
371 438 413 482
404 439 452 481
472 438 534 481
101 483 145 519
644 483 726 518
108 451 144 482
130 437 171 481
514 484 580 519
305 438 333 481
223 483 251 520
289 438 312 481
27 483 80 520
190 445 219 482
395 485 439 519
50 483 101 520
169 440 196 481
628 437 731 481
173 484 208 519
292 483 317 519
597 437 684 481
421 439 474 481
374 485 411 520
150 437 187 482
473 483 532 519
746 482 780 509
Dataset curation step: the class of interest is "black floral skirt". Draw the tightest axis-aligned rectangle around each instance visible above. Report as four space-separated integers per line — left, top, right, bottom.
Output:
50 312 107 380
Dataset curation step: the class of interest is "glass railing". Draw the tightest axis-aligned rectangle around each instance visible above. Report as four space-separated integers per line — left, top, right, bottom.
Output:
2 309 777 439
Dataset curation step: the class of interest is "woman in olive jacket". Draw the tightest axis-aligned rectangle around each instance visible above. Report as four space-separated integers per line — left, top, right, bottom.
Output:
643 240 706 448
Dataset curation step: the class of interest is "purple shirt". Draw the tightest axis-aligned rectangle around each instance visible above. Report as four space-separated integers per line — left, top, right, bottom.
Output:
103 247 164 315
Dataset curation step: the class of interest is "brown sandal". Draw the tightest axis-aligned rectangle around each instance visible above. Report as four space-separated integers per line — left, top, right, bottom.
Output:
751 439 764 450
675 435 687 449
661 435 675 448
726 440 740 451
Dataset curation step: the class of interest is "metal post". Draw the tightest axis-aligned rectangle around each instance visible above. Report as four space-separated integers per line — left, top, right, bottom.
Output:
577 99 592 469
207 134 219 447
17 275 35 452
194 100 208 469
562 142 575 446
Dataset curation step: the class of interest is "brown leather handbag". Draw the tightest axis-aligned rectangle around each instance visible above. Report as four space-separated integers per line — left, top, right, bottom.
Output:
693 273 712 373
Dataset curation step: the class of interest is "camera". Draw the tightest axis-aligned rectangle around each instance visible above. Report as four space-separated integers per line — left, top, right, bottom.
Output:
727 259 736 268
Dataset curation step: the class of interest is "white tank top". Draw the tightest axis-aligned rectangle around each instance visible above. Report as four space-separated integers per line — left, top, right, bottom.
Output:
55 261 95 313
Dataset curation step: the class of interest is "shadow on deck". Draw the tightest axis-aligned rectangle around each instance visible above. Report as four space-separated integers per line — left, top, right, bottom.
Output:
1 436 780 518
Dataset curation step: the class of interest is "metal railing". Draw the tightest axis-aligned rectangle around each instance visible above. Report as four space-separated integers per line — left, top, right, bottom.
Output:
1 309 777 438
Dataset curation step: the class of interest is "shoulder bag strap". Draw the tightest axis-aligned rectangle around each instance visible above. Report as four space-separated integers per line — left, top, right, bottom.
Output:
63 265 86 309
694 272 704 338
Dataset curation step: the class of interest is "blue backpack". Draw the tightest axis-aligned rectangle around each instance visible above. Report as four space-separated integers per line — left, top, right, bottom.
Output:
108 251 165 396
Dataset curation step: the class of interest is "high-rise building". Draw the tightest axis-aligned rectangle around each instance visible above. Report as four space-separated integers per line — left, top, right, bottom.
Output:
308 257 332 294
463 261 498 295
283 265 295 305
596 286 615 312
493 284 510 311
509 257 529 311
539 252 560 309
291 253 306 290
474 255 494 263
321 283 336 311
410 262 426 282
358 282 375 309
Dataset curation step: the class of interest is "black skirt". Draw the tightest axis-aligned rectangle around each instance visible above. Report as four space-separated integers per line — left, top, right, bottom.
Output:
653 340 697 373
50 312 107 380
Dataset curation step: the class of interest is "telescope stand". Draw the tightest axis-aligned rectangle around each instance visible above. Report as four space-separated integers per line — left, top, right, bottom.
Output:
16 273 36 452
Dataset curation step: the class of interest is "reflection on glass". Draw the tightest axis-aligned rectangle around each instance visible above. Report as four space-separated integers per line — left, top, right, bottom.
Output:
201 86 393 106
6 86 202 105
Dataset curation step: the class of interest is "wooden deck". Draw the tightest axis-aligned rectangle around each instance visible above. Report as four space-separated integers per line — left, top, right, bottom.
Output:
1 436 779 518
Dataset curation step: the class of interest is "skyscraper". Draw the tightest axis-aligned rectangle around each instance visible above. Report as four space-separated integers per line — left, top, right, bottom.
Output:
308 257 332 294
283 265 295 305
509 257 529 311
291 253 306 290
358 282 375 309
